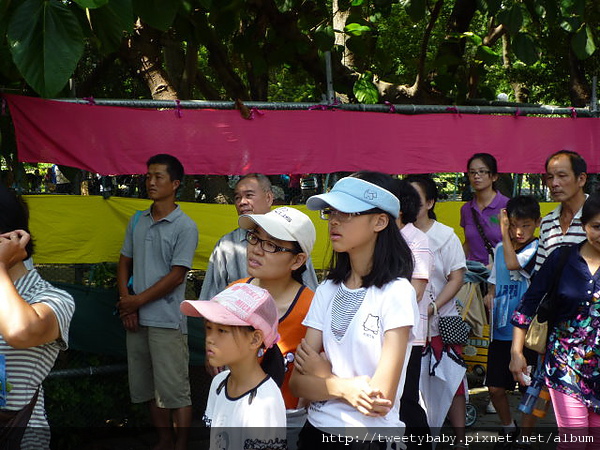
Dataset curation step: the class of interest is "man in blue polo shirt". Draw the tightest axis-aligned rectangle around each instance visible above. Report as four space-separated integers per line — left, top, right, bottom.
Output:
117 154 198 450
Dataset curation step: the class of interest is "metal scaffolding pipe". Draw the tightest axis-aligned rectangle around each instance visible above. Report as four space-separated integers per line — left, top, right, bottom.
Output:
48 364 127 379
57 98 594 117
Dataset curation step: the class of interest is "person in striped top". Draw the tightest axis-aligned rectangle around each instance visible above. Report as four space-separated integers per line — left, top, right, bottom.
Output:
0 184 75 449
534 150 588 272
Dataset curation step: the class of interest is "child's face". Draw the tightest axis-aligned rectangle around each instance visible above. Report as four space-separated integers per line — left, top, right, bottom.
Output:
204 320 256 368
509 217 539 245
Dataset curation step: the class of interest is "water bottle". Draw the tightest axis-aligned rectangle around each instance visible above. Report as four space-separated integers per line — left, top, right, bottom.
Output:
532 386 551 418
518 364 544 415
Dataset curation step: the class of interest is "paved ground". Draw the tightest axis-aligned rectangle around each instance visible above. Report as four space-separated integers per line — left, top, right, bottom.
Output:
78 381 559 450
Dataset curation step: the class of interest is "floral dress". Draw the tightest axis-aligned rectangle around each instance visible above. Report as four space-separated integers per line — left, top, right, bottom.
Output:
512 242 600 413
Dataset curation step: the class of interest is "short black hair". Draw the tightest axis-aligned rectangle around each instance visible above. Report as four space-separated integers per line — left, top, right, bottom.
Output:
404 174 438 220
0 183 34 258
326 171 414 288
545 150 587 177
146 154 184 183
581 192 600 227
506 195 540 221
390 179 421 224
467 153 498 175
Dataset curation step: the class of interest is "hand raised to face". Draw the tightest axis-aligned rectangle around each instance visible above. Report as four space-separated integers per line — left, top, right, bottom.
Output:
0 230 30 269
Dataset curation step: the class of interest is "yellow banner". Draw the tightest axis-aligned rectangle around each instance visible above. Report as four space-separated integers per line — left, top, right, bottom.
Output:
24 195 557 270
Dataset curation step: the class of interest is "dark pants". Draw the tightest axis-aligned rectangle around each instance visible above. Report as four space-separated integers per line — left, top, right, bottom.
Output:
400 345 432 450
298 421 387 450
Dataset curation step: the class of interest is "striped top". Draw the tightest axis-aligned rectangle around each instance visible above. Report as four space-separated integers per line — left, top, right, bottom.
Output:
331 284 366 341
1 269 74 448
534 201 586 273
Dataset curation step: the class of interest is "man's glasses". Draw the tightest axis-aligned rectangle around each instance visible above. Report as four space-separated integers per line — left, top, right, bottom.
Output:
319 208 363 222
245 231 297 254
468 169 491 177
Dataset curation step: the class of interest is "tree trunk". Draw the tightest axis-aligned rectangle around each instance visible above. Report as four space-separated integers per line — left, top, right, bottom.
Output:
122 21 179 100
333 0 354 69
502 34 529 103
568 45 590 107
436 0 478 76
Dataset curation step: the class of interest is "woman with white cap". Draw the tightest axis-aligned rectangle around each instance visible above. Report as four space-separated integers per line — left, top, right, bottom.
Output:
289 171 419 449
235 206 317 449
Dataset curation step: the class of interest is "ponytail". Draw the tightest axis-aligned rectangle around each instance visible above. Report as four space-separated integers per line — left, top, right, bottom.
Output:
261 345 285 387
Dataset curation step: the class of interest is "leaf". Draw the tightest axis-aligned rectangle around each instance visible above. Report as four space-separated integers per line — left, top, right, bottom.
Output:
132 0 181 31
462 32 482 47
512 32 540 65
497 4 523 35
560 17 582 33
400 0 426 22
88 0 134 54
351 0 364 6
475 45 499 64
344 22 371 36
571 24 596 60
353 72 379 104
73 0 109 9
314 25 334 51
560 0 585 17
7 0 84 97
483 0 502 15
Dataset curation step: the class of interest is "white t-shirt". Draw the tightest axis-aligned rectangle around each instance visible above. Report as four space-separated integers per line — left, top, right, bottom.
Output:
302 278 418 430
203 370 287 450
422 221 466 337
401 222 433 345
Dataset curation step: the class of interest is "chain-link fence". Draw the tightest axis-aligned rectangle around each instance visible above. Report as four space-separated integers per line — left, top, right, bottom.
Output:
37 263 212 448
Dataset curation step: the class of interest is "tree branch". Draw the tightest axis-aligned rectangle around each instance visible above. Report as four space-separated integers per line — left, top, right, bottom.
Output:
413 0 444 91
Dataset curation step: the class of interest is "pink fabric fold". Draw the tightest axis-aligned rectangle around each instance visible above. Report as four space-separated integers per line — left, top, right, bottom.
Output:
4 94 599 175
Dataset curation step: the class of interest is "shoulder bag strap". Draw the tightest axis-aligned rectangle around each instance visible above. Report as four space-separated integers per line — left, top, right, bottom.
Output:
533 245 571 318
471 207 494 258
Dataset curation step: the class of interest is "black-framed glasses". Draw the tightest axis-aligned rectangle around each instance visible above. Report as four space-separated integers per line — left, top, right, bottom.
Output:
468 169 491 177
319 208 364 222
245 231 297 254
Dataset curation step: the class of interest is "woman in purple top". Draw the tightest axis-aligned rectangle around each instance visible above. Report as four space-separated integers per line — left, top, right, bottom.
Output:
460 153 509 266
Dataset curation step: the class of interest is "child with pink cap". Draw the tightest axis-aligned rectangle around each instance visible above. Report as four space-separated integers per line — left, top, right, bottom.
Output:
181 283 286 449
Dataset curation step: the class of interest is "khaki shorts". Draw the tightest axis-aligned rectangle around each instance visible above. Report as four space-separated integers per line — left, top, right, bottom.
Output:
126 326 191 409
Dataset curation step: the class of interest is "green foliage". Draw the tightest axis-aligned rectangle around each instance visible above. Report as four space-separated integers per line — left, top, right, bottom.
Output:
73 0 110 8
88 0 134 54
572 24 596 59
353 71 379 103
497 4 523 34
7 0 84 97
344 22 372 36
0 0 598 105
133 0 181 32
512 32 540 65
400 0 427 22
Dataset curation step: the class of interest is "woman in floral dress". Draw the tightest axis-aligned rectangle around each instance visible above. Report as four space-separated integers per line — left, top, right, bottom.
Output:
510 192 600 449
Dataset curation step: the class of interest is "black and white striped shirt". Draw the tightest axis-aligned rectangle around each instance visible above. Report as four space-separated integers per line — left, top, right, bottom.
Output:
534 201 587 273
0 269 74 448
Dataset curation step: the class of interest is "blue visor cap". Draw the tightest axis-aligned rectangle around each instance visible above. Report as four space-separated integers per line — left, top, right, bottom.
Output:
306 177 400 219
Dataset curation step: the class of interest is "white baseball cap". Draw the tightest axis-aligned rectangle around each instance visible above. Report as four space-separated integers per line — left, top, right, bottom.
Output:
238 207 316 255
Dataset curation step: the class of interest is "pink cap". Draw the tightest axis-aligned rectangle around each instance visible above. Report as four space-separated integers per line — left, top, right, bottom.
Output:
181 284 280 349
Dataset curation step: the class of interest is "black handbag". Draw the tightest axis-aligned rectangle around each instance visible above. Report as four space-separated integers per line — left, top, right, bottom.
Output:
0 387 39 449
439 315 471 345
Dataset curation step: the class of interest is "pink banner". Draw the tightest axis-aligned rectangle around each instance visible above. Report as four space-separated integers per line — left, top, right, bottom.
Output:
4 94 599 175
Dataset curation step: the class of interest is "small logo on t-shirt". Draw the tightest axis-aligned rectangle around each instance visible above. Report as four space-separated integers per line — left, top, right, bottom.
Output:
363 314 380 335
